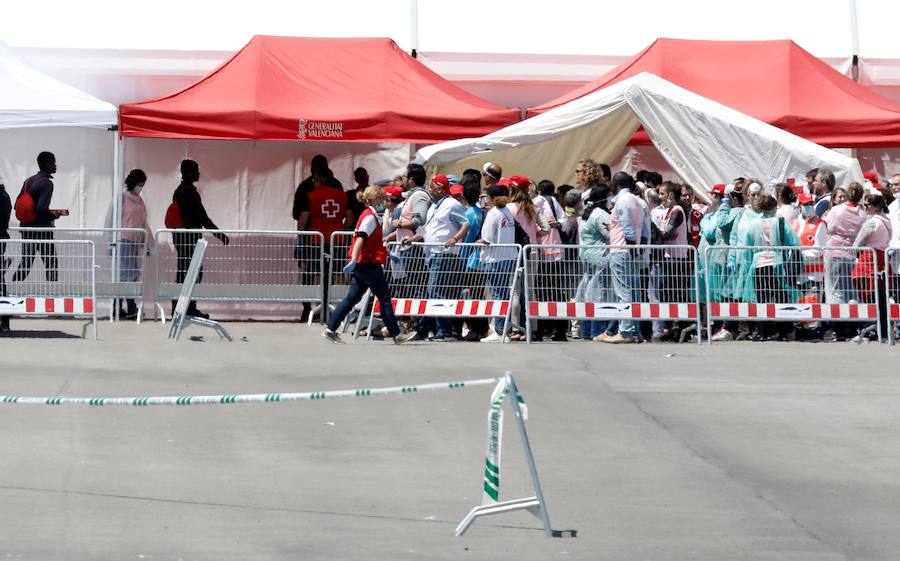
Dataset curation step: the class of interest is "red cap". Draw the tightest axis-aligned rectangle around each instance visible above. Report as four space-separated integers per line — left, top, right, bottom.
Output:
384 186 403 199
798 192 813 204
508 175 532 191
786 178 796 185
449 184 464 196
863 171 878 182
497 177 513 187
709 183 726 195
431 175 450 189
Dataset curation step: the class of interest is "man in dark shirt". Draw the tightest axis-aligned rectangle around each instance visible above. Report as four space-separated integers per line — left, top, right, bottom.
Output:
0 181 11 333
348 167 369 223
291 154 343 222
12 152 61 282
172 159 229 318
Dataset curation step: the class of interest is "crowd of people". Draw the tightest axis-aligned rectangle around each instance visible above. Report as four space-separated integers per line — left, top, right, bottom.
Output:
2 150 900 344
325 158 900 345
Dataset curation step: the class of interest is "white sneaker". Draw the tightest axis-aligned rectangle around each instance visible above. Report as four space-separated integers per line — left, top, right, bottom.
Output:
711 328 733 342
480 332 504 343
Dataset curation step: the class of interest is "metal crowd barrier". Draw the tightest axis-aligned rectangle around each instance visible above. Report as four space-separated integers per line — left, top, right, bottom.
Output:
523 243 701 344
9 227 150 320
704 245 883 343
888 249 899 346
368 241 521 340
328 231 355 316
0 238 97 338
154 229 325 317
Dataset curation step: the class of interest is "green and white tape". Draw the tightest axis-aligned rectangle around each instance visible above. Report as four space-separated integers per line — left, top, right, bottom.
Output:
0 378 500 407
480 378 527 505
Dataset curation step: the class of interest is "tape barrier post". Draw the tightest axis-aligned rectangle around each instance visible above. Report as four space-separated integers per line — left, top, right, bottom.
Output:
456 372 552 537
167 239 232 342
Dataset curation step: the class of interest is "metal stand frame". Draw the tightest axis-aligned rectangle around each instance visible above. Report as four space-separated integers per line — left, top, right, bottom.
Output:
456 373 552 537
167 240 231 341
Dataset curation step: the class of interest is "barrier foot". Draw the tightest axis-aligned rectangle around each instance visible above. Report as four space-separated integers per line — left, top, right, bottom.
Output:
183 316 233 341
455 496 542 536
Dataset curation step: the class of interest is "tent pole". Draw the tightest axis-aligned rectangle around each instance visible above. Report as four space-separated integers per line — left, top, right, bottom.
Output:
849 0 859 82
409 0 418 57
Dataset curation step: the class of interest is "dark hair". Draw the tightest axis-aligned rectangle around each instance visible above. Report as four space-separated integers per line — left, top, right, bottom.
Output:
463 168 482 181
847 182 864 204
125 169 147 190
646 172 663 187
311 154 328 174
37 151 55 170
180 159 199 177
462 182 481 206
406 163 426 187
599 163 611 181
635 170 649 183
805 168 819 182
865 193 889 213
582 184 611 220
777 182 796 204
818 170 836 191
612 171 634 190
752 194 777 214
485 184 509 208
537 179 555 197
661 181 691 217
353 167 368 178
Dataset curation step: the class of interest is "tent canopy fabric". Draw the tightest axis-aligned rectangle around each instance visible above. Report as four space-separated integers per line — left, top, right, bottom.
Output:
0 41 117 129
527 38 900 148
415 72 863 202
119 35 520 143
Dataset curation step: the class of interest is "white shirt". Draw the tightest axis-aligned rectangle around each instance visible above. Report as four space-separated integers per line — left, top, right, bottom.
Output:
888 199 900 269
480 206 518 263
423 195 467 254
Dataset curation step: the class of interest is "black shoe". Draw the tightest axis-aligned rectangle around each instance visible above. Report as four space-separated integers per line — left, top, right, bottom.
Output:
551 333 568 342
462 331 483 342
188 309 210 320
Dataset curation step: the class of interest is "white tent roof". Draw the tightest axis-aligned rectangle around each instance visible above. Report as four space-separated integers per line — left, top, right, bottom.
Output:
0 40 116 128
415 72 863 201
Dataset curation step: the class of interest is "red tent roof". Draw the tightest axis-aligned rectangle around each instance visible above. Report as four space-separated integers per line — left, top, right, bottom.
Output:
119 36 520 143
527 38 900 148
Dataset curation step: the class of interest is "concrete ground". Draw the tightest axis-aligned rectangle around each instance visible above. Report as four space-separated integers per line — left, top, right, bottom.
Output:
0 318 898 560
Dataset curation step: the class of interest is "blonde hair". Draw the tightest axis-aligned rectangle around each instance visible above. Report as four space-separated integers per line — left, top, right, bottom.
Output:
356 186 383 205
577 159 600 186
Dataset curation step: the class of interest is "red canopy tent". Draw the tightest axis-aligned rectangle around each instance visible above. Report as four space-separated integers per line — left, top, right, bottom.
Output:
527 38 900 148
119 36 520 143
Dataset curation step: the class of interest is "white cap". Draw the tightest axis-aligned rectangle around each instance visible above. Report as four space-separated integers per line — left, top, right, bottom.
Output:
724 183 736 195
748 182 762 193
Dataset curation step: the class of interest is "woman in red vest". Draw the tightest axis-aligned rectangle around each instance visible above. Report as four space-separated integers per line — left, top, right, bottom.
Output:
323 186 415 345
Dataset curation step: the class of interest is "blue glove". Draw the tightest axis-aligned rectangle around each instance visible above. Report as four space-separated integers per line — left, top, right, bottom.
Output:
342 261 357 275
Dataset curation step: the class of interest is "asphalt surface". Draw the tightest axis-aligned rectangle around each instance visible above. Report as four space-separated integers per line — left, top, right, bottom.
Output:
0 318 898 560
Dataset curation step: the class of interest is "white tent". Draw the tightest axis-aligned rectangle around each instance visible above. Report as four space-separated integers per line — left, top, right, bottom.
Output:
415 72 864 201
0 40 117 227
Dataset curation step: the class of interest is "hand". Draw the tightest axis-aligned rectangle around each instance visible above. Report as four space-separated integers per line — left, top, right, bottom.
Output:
547 218 559 229
401 236 413 245
444 238 457 248
50 210 62 218
216 233 230 246
393 219 403 229
342 261 357 275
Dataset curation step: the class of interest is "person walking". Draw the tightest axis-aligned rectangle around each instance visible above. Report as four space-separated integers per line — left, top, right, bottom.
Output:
12 152 62 282
323 186 415 345
0 180 11 334
170 159 229 319
118 169 154 319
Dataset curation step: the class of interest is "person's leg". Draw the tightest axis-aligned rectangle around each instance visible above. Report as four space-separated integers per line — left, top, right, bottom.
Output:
361 265 402 337
488 260 514 335
38 231 58 282
326 270 367 332
610 251 637 339
0 241 8 332
12 229 37 282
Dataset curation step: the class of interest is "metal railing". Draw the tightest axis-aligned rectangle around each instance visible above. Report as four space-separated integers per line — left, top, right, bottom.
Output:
0 238 97 338
154 229 325 316
523 243 701 343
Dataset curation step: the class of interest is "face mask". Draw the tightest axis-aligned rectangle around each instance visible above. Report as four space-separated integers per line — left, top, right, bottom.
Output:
133 185 143 195
373 203 386 214
801 205 814 218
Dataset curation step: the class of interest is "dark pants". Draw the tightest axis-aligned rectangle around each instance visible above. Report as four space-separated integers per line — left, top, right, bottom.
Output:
173 231 202 315
0 240 8 330
754 266 791 339
536 259 568 339
328 263 400 336
453 268 489 337
12 229 57 282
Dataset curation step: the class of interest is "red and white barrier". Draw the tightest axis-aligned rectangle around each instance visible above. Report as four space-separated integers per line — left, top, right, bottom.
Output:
0 297 95 315
375 298 510 318
528 301 697 320
710 302 877 320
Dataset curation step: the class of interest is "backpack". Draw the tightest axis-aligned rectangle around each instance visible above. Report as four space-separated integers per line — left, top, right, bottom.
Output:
164 200 183 228
14 180 37 223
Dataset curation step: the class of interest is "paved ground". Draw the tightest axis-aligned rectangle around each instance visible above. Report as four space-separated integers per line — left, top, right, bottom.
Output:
0 318 898 560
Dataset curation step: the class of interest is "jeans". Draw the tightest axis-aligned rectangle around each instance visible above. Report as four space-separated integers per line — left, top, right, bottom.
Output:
327 263 400 336
608 250 638 339
425 252 455 337
119 239 142 283
487 260 516 334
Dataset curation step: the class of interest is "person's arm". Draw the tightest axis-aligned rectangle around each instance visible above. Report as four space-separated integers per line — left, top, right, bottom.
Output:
295 191 311 230
35 180 55 221
406 191 430 228
444 204 470 247
659 207 685 239
853 219 877 247
297 211 310 231
616 202 637 243
344 209 354 229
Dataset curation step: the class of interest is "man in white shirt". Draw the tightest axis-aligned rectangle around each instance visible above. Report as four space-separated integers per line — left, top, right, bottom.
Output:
419 175 470 341
888 173 900 309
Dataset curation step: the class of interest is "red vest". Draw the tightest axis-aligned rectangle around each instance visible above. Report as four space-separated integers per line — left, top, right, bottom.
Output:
350 207 387 265
797 216 821 247
307 187 347 240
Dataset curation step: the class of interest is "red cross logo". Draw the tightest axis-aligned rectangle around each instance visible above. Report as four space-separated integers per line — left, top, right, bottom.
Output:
321 199 341 218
